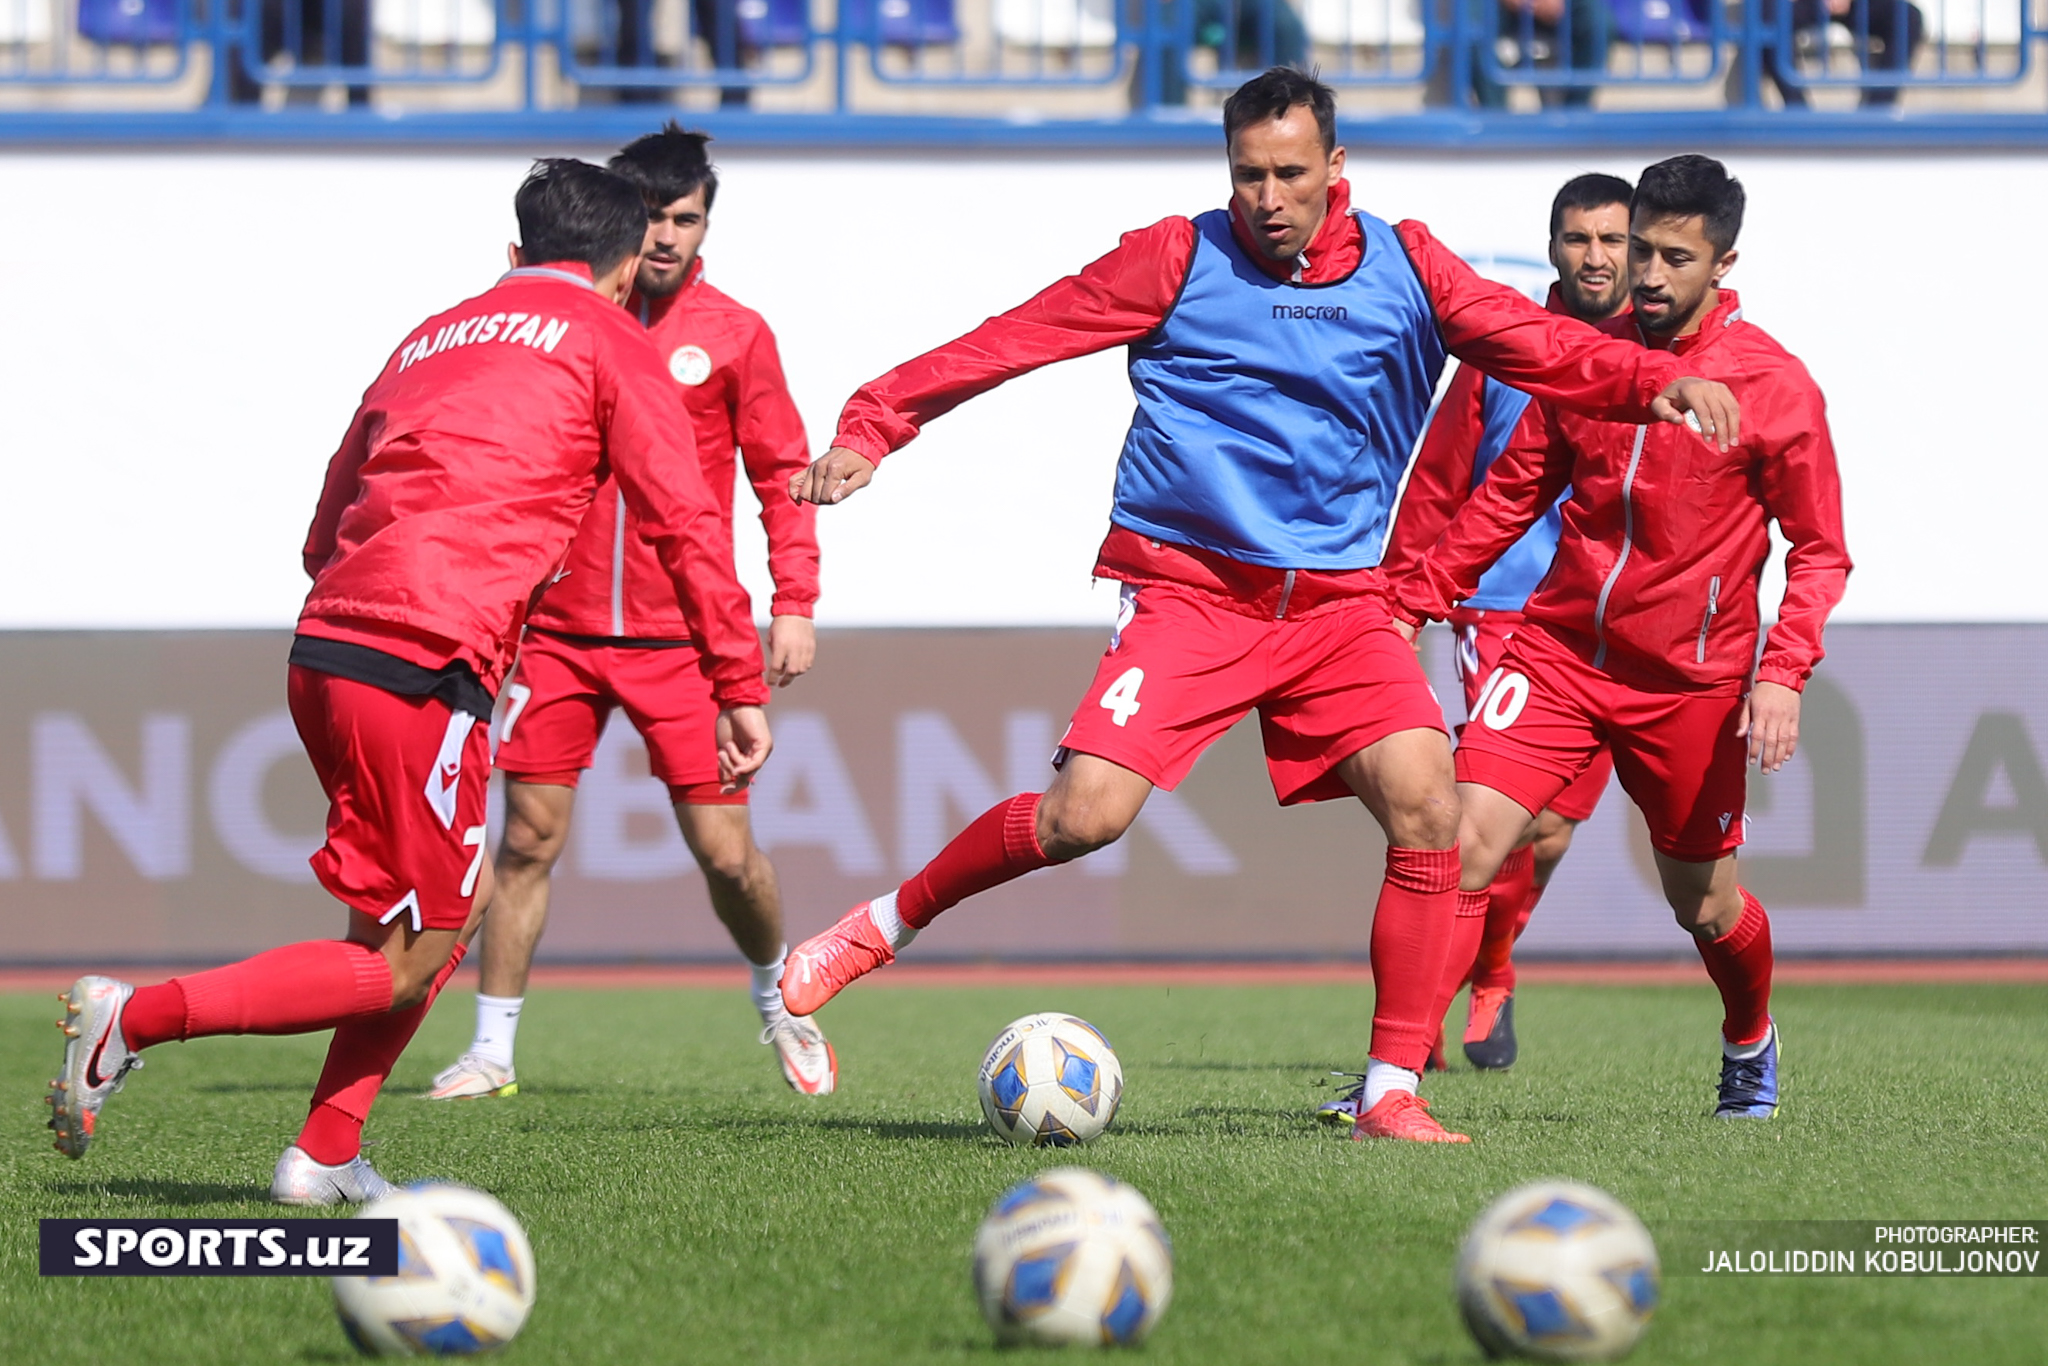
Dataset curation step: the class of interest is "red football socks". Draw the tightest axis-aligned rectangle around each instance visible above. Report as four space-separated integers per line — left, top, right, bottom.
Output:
1428 887 1492 1032
1367 845 1462 1072
1470 847 1538 992
123 940 395 1051
896 793 1057 930
297 943 469 1166
1695 888 1774 1045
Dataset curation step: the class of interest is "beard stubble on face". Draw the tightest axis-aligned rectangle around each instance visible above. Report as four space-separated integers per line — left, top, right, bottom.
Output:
1560 272 1630 323
637 258 691 299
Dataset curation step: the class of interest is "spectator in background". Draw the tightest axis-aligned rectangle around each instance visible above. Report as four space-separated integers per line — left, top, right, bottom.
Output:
1758 0 1924 108
1150 0 1308 107
1435 0 1608 109
228 0 370 106
609 0 752 106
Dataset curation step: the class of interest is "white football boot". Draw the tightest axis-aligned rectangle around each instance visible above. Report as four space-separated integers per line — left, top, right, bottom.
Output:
762 1014 838 1095
47 975 144 1159
271 1144 396 1206
424 1053 519 1101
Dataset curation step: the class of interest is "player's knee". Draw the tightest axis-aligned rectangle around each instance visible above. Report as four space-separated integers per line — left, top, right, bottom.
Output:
1531 818 1576 872
498 817 566 873
387 962 436 1010
691 831 755 887
1038 794 1135 860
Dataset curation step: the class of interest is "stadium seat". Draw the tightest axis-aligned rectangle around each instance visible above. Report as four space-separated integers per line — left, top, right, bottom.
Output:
1605 0 1710 44
1305 0 1424 49
992 0 1115 49
736 0 807 46
372 0 496 47
843 0 958 44
76 0 179 44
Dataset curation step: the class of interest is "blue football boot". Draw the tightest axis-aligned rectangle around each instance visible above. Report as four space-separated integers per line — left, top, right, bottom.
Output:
1712 1018 1779 1119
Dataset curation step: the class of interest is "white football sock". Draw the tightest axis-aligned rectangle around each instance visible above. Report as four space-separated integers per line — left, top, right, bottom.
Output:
1362 1059 1420 1111
866 889 918 951
471 994 523 1070
750 947 788 1025
1723 1021 1774 1061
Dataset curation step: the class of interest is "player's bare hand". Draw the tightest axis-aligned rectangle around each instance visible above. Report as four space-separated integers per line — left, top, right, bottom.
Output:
715 705 773 792
1737 680 1801 774
789 447 876 505
766 615 816 687
1650 377 1741 452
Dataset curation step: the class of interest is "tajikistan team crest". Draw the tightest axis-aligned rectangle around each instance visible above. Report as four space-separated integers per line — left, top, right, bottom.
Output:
668 345 713 386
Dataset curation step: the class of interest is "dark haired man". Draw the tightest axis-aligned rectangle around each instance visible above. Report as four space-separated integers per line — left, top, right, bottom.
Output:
1338 171 1636 1097
1391 155 1851 1121
432 126 834 1101
777 70 1740 1145
45 159 772 1199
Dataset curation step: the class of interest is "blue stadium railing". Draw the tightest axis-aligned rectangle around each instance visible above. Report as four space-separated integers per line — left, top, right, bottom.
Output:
0 0 2042 143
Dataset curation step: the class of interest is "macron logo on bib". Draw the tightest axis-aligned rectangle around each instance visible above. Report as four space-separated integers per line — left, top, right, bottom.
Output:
1271 304 1349 322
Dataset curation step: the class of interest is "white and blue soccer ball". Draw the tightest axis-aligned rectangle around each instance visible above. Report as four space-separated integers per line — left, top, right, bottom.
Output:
976 1012 1124 1147
332 1182 537 1356
972 1167 1173 1347
1455 1180 1660 1362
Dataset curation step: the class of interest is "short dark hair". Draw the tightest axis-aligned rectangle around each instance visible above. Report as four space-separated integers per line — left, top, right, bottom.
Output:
514 158 649 277
1549 172 1634 239
610 122 719 213
1631 155 1745 254
1223 67 1337 155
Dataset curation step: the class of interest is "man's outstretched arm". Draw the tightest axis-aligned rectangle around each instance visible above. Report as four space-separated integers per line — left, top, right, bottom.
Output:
1397 220 1742 449
796 217 1196 506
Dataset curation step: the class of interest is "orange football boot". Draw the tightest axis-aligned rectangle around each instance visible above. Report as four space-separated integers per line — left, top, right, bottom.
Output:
779 904 897 1017
1351 1091 1470 1143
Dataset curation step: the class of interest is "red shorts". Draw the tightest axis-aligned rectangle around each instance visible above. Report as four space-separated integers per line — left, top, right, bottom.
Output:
1451 609 1612 822
1451 624 1748 862
288 665 492 932
493 629 743 805
1055 584 1448 806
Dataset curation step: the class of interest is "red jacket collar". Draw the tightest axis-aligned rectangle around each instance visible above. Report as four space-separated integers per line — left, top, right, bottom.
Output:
1634 288 1743 355
507 259 595 285
1231 179 1359 284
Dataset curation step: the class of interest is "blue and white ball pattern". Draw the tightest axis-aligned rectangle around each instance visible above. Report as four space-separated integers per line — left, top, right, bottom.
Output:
977 1013 1124 1147
332 1183 537 1356
973 1167 1173 1347
1455 1180 1660 1362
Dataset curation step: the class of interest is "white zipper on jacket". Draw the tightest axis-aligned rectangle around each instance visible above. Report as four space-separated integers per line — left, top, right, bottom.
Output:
1276 569 1297 620
1591 424 1648 671
1696 575 1721 664
609 489 627 637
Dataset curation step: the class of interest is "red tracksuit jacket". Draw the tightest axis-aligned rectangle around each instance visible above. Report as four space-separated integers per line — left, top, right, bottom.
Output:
526 259 818 638
299 263 769 709
1391 291 1851 693
829 180 1691 593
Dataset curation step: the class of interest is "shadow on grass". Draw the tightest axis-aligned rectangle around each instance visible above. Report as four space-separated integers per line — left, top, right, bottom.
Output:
1150 1059 1338 1075
47 1178 269 1206
813 1117 991 1142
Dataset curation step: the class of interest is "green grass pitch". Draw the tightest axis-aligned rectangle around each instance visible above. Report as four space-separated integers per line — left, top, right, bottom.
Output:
3 980 2044 1363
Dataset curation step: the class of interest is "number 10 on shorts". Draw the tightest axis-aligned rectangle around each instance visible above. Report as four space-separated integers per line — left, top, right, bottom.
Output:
1099 667 1145 727
1470 668 1530 731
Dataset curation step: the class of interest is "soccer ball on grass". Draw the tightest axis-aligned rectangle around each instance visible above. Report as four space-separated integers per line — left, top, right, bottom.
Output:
332 1182 537 1356
972 1167 1173 1347
976 1012 1124 1147
1455 1180 1659 1362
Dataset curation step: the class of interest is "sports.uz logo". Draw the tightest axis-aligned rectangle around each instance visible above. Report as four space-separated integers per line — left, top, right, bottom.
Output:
40 1218 398 1276
1460 253 1554 305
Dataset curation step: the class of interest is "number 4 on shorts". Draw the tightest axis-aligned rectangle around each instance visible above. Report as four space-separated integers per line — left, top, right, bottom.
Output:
1099 667 1145 728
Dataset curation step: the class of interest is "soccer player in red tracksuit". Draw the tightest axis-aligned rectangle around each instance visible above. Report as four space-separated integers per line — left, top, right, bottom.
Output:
45 160 772 1202
1360 172 1638 1092
1390 156 1851 1120
778 69 1742 1145
430 126 836 1103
